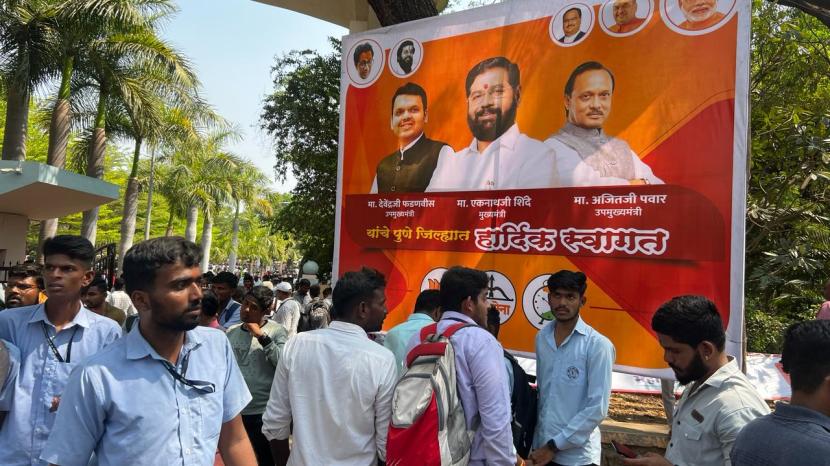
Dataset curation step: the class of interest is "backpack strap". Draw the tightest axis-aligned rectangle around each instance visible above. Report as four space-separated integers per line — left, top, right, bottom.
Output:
440 322 475 339
419 323 439 342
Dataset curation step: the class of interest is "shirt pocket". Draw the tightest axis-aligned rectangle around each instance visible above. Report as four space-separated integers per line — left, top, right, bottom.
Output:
194 390 224 441
557 357 587 387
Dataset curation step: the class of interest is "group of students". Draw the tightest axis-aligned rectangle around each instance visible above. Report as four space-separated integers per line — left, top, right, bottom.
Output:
0 235 828 466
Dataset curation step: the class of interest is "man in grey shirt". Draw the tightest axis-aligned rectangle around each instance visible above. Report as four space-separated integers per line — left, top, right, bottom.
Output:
731 320 830 466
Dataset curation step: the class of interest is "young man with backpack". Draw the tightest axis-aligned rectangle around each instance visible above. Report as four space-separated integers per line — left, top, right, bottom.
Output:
392 266 514 465
528 270 615 466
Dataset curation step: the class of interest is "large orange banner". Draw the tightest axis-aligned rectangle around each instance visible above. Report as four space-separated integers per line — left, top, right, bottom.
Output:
334 0 749 375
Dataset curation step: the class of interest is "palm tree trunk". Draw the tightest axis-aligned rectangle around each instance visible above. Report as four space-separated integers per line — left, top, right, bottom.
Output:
117 138 142 271
143 146 156 240
184 205 198 242
200 210 213 273
228 200 241 271
81 89 108 243
38 56 75 260
165 210 175 236
1 83 30 161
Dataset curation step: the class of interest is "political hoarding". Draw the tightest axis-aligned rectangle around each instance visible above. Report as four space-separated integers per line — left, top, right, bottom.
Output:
334 0 750 376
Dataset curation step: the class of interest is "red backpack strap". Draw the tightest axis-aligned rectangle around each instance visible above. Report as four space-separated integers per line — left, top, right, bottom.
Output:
440 322 475 339
419 323 438 342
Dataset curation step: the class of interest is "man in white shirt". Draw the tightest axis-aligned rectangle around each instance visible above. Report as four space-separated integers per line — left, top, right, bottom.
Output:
262 267 397 465
426 56 559 192
546 61 663 187
105 277 137 316
272 282 302 338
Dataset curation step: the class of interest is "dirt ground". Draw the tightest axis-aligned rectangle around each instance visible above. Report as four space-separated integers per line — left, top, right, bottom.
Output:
608 393 669 425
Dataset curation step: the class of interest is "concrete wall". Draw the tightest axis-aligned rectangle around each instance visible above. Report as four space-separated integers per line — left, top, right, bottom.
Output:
0 213 29 264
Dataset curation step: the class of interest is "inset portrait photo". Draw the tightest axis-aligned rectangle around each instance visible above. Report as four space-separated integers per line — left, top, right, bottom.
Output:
389 38 423 78
346 39 384 87
549 3 594 47
661 0 736 34
599 0 653 37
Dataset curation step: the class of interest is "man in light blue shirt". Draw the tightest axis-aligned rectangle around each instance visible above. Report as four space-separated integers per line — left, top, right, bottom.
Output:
384 289 440 374
212 271 242 328
0 236 121 466
41 237 255 466
529 270 615 466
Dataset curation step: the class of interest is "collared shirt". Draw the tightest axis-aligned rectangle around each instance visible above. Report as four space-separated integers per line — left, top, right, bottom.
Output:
383 312 434 375
545 122 663 187
218 299 241 329
0 338 21 411
406 311 514 465
40 325 252 466
731 402 830 466
0 303 121 466
226 320 288 415
262 321 398 465
426 124 559 191
562 33 580 44
293 292 311 307
272 298 302 338
665 358 770 466
369 133 454 193
105 290 137 316
534 316 615 465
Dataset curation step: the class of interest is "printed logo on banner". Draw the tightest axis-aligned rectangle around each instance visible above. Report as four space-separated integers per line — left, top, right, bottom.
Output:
485 270 516 324
420 267 447 291
522 274 553 330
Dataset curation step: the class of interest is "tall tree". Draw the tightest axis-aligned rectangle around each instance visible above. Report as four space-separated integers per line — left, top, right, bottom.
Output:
226 161 271 271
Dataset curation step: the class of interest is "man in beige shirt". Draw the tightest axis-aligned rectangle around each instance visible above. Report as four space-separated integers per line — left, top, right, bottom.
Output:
623 295 769 466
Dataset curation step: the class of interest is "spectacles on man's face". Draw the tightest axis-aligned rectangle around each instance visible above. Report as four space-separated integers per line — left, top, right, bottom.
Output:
358 59 373 67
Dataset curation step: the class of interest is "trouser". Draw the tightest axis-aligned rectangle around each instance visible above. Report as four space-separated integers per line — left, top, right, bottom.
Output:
242 413 275 466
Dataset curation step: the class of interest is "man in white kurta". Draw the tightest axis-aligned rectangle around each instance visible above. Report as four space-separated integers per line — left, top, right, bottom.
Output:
426 56 559 191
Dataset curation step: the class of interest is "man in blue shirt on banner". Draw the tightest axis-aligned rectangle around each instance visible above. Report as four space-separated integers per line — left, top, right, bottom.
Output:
529 270 615 466
41 237 255 466
0 235 121 466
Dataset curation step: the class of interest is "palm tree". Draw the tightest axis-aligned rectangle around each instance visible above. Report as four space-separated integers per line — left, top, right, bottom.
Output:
0 0 58 161
227 161 271 271
39 0 175 245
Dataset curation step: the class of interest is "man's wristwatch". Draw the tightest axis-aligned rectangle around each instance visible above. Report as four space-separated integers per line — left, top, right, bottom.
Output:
257 334 272 347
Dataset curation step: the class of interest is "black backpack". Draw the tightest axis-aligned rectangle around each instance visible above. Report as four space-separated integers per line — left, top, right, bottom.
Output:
504 350 537 458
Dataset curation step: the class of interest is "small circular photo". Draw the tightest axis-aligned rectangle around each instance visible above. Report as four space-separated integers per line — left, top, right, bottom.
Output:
599 0 653 37
346 39 384 87
550 3 594 47
661 0 736 35
389 38 423 78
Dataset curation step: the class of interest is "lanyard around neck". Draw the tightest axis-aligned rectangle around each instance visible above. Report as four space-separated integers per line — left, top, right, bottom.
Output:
160 343 215 394
41 322 80 363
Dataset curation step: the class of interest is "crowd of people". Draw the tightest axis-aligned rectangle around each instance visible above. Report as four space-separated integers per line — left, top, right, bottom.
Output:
0 235 828 466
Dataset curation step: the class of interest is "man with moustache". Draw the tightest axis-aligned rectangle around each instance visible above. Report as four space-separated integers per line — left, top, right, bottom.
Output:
622 295 769 466
371 82 452 193
427 57 559 191
678 0 725 31
0 235 121 466
397 40 416 74
41 237 257 466
609 0 646 33
527 270 614 466
354 42 374 80
262 267 397 465
558 7 586 43
546 61 663 187
4 263 44 309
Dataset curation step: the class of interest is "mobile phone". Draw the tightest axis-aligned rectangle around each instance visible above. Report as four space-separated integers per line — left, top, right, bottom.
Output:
611 440 638 459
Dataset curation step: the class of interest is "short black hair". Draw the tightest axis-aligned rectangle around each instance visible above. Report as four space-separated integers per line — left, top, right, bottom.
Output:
322 287 332 297
564 6 582 19
465 57 520 97
243 273 254 282
391 82 428 113
547 270 587 296
782 320 830 393
42 235 95 268
331 267 386 319
82 275 108 294
298 278 311 287
8 263 44 289
439 266 488 311
564 61 616 97
122 237 202 295
414 289 441 314
113 277 125 291
651 295 726 351
201 289 219 317
232 286 246 303
245 285 274 312
397 40 415 61
309 284 321 298
212 271 238 289
353 42 373 66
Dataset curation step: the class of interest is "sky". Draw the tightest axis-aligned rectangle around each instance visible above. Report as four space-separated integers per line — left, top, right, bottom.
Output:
163 0 347 192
